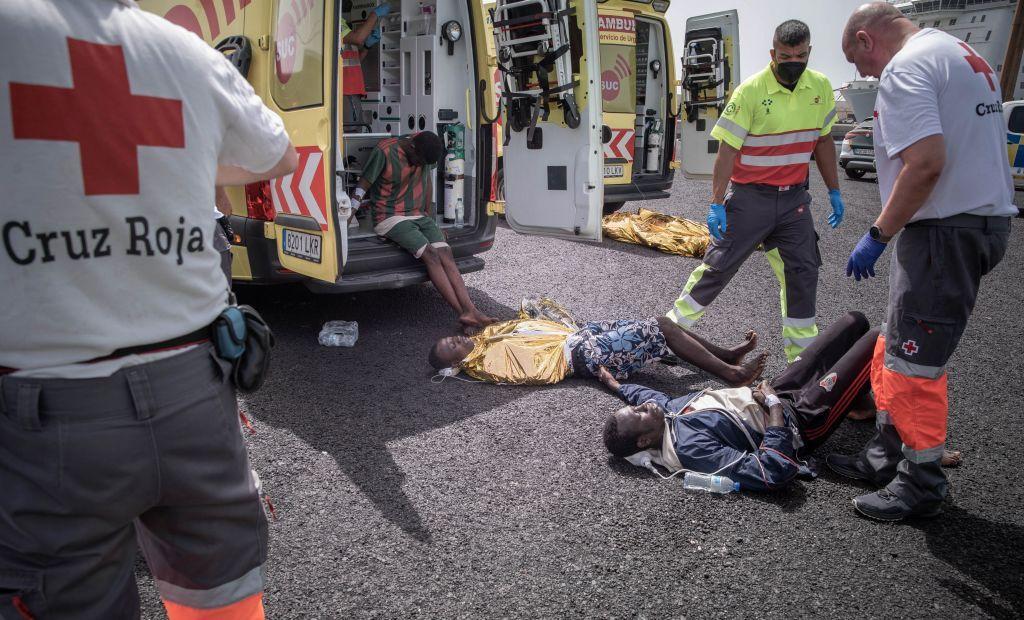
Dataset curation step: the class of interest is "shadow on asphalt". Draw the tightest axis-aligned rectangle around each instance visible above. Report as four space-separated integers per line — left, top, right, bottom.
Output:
740 481 809 513
235 282 811 542
915 506 1024 618
236 284 524 543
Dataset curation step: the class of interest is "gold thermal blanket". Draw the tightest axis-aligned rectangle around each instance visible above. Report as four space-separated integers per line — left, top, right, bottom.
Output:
459 299 579 385
602 208 711 258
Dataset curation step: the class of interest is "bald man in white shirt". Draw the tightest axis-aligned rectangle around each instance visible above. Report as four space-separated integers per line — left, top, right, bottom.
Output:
830 2 1014 522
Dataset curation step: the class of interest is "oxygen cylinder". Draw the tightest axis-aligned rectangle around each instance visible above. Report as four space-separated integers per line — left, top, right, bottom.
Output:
443 123 466 224
644 117 663 173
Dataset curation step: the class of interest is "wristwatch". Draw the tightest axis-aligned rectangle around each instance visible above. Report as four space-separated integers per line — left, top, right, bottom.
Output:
869 225 891 243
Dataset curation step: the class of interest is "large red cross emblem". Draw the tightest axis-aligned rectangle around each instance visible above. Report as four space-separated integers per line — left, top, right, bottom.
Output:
959 42 996 92
901 340 919 356
9 38 185 196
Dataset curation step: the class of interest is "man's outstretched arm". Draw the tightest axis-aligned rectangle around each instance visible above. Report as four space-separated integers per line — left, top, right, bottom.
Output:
597 368 673 411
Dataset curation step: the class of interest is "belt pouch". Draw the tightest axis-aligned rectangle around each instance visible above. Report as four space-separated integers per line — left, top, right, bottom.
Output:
232 304 276 393
212 306 247 361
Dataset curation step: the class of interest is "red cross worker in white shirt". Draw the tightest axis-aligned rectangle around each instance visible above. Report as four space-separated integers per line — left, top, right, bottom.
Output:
0 1 297 617
830 2 1015 522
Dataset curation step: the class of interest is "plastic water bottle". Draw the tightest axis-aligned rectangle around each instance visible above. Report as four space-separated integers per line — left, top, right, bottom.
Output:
683 472 740 494
455 196 464 224
318 320 358 347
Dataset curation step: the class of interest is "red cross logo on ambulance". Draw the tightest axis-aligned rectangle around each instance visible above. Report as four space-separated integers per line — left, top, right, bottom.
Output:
901 339 920 356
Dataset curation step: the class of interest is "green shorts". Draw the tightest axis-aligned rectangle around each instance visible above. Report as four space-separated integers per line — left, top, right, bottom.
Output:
384 216 448 257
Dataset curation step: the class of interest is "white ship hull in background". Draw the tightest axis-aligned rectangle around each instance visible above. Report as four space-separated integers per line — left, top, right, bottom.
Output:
840 79 879 123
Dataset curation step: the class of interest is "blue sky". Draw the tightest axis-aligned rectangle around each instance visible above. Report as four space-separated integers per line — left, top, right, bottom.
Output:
666 0 869 87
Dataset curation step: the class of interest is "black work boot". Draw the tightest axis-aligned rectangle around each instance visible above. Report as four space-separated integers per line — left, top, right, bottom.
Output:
827 415 902 487
852 458 947 522
826 453 878 482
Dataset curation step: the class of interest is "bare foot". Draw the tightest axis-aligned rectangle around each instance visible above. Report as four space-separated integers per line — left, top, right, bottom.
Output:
458 313 483 329
471 310 498 326
846 408 876 421
725 352 767 387
846 391 877 421
722 330 759 364
941 449 963 468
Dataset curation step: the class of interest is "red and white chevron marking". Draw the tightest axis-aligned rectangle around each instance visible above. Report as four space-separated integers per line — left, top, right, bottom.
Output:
603 128 635 161
270 146 329 230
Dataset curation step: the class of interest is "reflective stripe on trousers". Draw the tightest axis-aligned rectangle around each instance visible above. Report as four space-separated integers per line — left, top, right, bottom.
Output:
870 333 947 463
766 248 817 363
666 263 709 328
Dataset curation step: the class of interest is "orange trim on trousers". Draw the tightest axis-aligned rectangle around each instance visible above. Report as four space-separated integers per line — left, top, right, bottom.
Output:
871 335 948 454
163 592 265 620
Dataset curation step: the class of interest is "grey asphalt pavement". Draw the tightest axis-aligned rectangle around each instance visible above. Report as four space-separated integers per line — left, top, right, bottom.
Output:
139 170 1024 618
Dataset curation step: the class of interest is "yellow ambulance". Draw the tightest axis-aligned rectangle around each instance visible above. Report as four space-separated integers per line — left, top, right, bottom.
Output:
486 0 678 215
140 0 614 291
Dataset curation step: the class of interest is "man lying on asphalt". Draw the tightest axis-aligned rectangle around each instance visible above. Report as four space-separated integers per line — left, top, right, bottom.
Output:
601 312 878 491
428 315 767 387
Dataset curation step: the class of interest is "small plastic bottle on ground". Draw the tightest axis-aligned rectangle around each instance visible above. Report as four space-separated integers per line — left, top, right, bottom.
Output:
683 472 740 494
318 320 358 347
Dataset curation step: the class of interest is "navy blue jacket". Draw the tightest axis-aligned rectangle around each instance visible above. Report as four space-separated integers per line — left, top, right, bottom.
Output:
618 384 805 491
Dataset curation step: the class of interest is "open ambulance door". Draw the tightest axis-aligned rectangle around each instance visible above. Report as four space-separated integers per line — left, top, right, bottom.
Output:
679 9 739 179
267 0 343 284
490 0 604 241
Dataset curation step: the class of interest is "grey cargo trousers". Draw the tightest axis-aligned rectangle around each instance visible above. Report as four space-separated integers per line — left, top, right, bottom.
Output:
668 183 822 362
0 344 267 619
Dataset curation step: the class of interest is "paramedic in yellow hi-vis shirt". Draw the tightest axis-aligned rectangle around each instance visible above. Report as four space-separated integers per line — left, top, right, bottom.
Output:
667 20 846 363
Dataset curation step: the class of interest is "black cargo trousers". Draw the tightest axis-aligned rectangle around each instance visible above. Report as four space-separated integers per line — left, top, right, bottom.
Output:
0 344 267 619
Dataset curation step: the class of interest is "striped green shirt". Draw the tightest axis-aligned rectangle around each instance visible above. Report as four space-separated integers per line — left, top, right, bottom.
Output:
361 136 435 225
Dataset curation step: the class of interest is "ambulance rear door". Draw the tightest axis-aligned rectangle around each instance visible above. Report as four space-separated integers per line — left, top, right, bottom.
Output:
598 7 638 189
680 9 739 179
267 0 343 283
492 0 604 241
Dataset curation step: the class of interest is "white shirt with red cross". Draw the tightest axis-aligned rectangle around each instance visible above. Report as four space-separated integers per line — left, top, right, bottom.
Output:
873 28 1017 222
0 0 289 372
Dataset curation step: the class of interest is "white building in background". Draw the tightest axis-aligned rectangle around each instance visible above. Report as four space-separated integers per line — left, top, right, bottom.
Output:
891 0 1024 98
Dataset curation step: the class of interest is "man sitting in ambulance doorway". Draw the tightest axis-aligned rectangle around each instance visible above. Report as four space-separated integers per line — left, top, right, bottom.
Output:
354 131 496 328
601 312 961 491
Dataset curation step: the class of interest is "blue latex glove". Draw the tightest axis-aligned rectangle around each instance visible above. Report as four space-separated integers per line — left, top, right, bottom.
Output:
707 203 727 240
364 26 381 48
828 188 845 228
846 232 887 281
374 3 390 17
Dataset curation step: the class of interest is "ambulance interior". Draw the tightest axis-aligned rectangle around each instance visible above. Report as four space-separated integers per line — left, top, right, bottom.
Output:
631 18 668 179
338 0 480 241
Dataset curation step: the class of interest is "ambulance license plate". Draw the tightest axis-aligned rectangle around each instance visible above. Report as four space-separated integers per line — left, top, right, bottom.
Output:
282 229 322 263
603 164 624 178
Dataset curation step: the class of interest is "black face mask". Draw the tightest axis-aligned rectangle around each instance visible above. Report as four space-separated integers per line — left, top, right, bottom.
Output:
776 61 807 87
